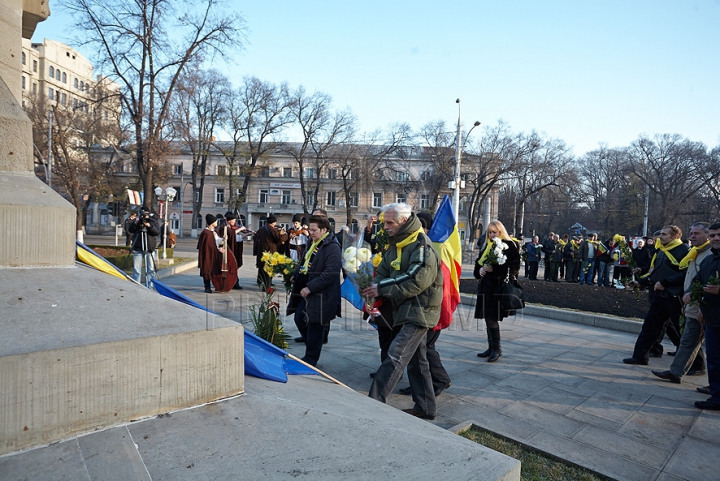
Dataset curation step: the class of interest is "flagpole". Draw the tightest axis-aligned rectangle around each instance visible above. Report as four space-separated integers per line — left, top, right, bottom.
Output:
452 99 462 220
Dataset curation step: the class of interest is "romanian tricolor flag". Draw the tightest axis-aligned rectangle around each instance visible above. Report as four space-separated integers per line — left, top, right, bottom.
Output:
596 241 608 254
427 195 462 330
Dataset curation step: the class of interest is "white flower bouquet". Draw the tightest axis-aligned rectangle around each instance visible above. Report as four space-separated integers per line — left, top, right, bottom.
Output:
485 238 508 266
341 233 385 323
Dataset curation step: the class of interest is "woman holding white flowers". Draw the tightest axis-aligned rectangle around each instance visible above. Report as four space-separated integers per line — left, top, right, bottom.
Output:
473 220 521 362
286 215 342 366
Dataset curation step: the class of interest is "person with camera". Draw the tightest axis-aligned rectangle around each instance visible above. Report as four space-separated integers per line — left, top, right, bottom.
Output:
128 207 161 287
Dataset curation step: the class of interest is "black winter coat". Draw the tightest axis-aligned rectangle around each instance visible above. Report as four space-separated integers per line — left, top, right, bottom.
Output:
473 237 521 321
286 234 342 326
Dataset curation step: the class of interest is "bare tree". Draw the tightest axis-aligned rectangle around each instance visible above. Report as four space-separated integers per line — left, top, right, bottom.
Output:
333 123 413 226
27 87 124 230
218 77 293 211
627 134 707 226
464 121 526 244
65 0 245 205
283 87 355 216
169 68 230 229
511 133 574 236
415 120 456 213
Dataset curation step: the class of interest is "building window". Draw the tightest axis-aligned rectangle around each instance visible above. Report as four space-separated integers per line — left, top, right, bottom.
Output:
259 166 270 177
328 168 337 180
397 193 406 204
56 70 61 81
216 165 226 176
305 167 315 179
215 188 225 204
259 189 269 203
421 171 431 182
49 66 54 77
74 78 78 89
173 163 183 175
61 93 67 105
373 193 383 208
62 72 67 83
48 87 53 99
33 60 37 72
80 81 84 91
306 192 314 207
32 83 37 95
327 191 336 206
282 190 291 204
283 167 292 178
420 194 430 210
85 84 89 93
195 190 200 202
397 171 409 182
21 76 25 90
21 52 26 65
350 219 359 233
349 192 358 207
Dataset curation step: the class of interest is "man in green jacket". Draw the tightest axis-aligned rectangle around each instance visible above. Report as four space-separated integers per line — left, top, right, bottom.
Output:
363 203 443 420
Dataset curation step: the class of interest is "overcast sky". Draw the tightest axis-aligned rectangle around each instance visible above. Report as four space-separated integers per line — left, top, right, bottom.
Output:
33 0 720 156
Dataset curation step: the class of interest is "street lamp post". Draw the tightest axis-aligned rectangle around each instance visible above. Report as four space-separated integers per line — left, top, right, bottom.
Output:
154 186 177 259
451 99 480 229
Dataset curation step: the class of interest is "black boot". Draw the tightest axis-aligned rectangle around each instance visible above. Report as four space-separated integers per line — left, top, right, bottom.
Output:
203 278 213 294
487 327 502 363
477 328 492 358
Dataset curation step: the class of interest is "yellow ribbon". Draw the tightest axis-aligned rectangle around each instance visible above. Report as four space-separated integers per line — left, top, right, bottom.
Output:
649 238 684 268
390 227 424 270
300 232 329 274
478 241 494 266
678 240 710 270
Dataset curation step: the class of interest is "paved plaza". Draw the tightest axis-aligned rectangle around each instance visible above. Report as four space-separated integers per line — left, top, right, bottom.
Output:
37 235 715 481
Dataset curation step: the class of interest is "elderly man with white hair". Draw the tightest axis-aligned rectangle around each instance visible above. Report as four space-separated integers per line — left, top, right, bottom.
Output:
363 203 443 420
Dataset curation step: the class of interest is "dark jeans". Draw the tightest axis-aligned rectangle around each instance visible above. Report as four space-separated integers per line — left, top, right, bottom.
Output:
706 322 720 404
528 261 539 280
632 295 683 362
294 302 326 366
369 324 435 415
597 261 611 286
579 259 595 284
427 329 451 392
549 261 560 281
543 258 552 279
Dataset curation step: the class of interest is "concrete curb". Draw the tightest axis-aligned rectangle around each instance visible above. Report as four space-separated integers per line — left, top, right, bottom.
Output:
156 259 197 280
459 292 642 334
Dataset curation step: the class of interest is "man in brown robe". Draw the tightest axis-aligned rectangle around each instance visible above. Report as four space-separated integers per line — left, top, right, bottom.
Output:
224 211 249 290
197 214 220 293
253 215 287 288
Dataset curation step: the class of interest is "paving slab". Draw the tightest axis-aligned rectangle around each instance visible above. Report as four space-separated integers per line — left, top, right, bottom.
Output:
663 435 720 481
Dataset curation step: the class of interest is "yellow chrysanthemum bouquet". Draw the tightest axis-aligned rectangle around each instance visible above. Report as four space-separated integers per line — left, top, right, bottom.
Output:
262 251 298 292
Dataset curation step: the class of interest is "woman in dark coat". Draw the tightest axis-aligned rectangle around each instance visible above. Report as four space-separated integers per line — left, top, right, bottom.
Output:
286 215 342 366
473 220 521 362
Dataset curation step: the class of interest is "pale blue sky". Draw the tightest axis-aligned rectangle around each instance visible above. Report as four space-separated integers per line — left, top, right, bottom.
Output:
33 0 720 156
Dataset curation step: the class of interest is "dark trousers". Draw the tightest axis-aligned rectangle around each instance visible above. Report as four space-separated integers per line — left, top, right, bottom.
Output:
550 261 560 281
566 260 578 282
369 324 435 415
705 323 720 404
427 329 451 392
632 295 683 362
294 302 325 366
543 258 552 279
528 261 539 280
378 324 401 363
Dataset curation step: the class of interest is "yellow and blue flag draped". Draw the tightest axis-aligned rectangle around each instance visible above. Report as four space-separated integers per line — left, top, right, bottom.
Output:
427 195 462 330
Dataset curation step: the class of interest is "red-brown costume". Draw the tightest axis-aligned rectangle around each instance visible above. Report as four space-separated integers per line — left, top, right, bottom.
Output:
226 222 245 267
197 227 220 280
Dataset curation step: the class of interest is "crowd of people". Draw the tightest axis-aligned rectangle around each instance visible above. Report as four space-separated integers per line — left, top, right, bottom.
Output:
190 204 720 415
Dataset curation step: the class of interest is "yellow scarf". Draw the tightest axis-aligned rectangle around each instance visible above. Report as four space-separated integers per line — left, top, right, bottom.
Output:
390 227 424 270
301 232 329 274
678 240 710 270
478 241 494 266
650 238 684 268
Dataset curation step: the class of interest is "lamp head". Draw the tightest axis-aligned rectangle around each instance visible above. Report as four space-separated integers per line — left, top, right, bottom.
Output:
154 186 162 197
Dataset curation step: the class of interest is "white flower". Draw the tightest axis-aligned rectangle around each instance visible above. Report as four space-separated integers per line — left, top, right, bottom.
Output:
343 247 357 262
356 247 373 263
344 258 360 274
497 255 507 265
494 246 504 256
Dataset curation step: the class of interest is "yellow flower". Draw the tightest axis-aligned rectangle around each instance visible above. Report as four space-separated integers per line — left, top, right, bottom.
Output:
372 253 383 268
283 269 289 274
261 252 271 262
613 234 623 243
378 212 384 223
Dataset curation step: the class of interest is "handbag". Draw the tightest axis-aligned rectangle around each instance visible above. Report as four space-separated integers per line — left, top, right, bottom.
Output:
499 275 525 311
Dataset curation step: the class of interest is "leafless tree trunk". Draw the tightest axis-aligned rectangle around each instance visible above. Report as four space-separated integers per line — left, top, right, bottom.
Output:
66 0 245 206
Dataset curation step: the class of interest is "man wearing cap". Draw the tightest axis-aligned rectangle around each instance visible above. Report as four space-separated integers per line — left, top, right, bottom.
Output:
128 207 161 287
225 211 250 290
197 214 221 293
253 215 287 288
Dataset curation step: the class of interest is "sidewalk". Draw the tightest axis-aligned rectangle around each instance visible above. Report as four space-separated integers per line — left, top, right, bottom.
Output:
158 255 718 481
